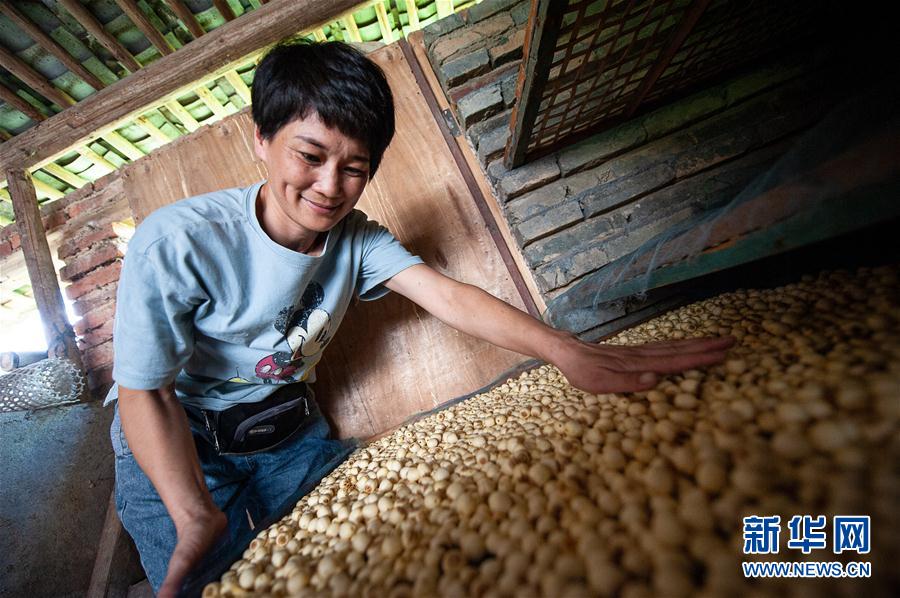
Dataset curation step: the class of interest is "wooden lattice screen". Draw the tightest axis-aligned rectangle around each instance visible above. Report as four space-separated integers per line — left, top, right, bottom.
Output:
505 0 818 168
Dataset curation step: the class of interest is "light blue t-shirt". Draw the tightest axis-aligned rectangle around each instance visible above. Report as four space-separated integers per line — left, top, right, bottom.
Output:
106 181 423 410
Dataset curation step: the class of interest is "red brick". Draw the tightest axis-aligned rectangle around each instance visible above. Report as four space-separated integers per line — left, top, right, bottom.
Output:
60 241 123 282
77 319 114 350
73 282 118 318
488 27 525 67
74 301 117 335
8 231 20 251
82 339 114 371
58 225 117 260
0 238 13 258
65 261 122 300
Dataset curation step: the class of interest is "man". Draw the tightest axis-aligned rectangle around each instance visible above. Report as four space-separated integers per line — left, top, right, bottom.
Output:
108 40 732 596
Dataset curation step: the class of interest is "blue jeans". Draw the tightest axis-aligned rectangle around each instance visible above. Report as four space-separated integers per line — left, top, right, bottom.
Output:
110 397 357 593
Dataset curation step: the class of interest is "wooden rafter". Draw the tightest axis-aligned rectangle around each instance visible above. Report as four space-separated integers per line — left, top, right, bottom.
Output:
374 2 394 43
0 83 46 121
102 131 145 161
224 70 252 105
77 146 117 172
0 44 75 108
31 176 64 199
134 115 173 144
113 0 175 56
164 99 200 131
39 162 89 189
162 0 205 39
212 0 237 22
0 0 360 173
57 0 142 73
194 84 230 118
0 2 106 91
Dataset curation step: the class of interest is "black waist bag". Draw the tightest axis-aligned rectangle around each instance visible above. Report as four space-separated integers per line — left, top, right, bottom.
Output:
197 383 310 455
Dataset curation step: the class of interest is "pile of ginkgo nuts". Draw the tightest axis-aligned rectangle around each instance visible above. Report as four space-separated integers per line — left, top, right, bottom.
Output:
205 264 899 597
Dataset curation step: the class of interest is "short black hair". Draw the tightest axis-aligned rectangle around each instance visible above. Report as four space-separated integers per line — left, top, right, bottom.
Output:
252 39 395 178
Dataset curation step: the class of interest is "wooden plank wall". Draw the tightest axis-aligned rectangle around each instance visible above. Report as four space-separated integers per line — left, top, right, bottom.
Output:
121 44 529 438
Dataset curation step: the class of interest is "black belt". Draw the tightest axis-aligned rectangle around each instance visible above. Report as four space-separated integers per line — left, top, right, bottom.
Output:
191 383 311 455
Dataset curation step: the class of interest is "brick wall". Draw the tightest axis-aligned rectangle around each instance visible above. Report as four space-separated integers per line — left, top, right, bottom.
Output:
423 0 852 333
0 174 130 397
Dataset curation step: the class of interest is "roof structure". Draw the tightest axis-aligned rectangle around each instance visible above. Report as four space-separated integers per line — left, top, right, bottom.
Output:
0 0 479 225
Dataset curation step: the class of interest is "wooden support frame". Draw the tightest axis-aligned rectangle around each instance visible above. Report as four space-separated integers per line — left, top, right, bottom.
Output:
134 115 173 144
77 146 117 172
163 0 205 39
0 2 106 91
0 83 46 121
224 70 252 105
113 0 175 56
212 0 237 22
503 0 566 169
194 84 230 118
39 162 89 189
102 131 146 161
57 0 142 73
164 99 200 132
5 168 89 400
0 0 360 175
0 44 75 108
374 2 394 43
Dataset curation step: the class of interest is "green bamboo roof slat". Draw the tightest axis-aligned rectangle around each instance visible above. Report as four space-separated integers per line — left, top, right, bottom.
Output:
134 114 174 144
103 130 146 161
224 70 252 105
194 84 229 119
39 162 89 189
164 99 200 132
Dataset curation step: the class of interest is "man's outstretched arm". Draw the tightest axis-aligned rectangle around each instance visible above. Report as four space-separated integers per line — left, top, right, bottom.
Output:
118 384 227 598
384 264 733 393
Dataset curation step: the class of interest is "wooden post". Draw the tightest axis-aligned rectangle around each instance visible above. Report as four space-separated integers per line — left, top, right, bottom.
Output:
5 168 90 401
503 0 566 169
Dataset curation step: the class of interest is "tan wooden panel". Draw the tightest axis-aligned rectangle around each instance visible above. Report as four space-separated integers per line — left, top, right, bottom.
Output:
122 43 529 438
122 110 266 222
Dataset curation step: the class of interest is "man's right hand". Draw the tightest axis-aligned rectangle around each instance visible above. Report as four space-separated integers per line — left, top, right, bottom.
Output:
158 507 228 598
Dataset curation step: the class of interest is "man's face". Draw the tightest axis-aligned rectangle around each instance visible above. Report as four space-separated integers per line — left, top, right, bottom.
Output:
253 112 371 243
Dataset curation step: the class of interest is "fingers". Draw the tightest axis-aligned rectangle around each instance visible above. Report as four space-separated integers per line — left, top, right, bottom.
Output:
158 512 227 598
579 369 659 394
158 538 203 598
604 336 735 356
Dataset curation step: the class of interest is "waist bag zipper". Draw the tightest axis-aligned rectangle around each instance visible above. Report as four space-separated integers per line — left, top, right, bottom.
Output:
202 410 221 453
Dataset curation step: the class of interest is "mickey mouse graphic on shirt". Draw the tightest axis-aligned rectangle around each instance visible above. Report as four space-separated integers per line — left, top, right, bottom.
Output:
254 282 333 383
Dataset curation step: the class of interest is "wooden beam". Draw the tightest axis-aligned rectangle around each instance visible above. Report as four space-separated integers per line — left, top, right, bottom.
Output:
342 14 362 42
77 146 117 172
102 131 146 161
0 2 106 90
134 115 173 143
374 2 394 43
30 176 65 199
113 0 175 56
162 0 205 39
503 0 566 169
0 0 359 173
164 99 200 131
194 84 229 118
0 83 45 121
6 168 88 394
0 44 75 108
224 70 252 105
212 0 237 22
57 0 142 73
39 162 89 189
